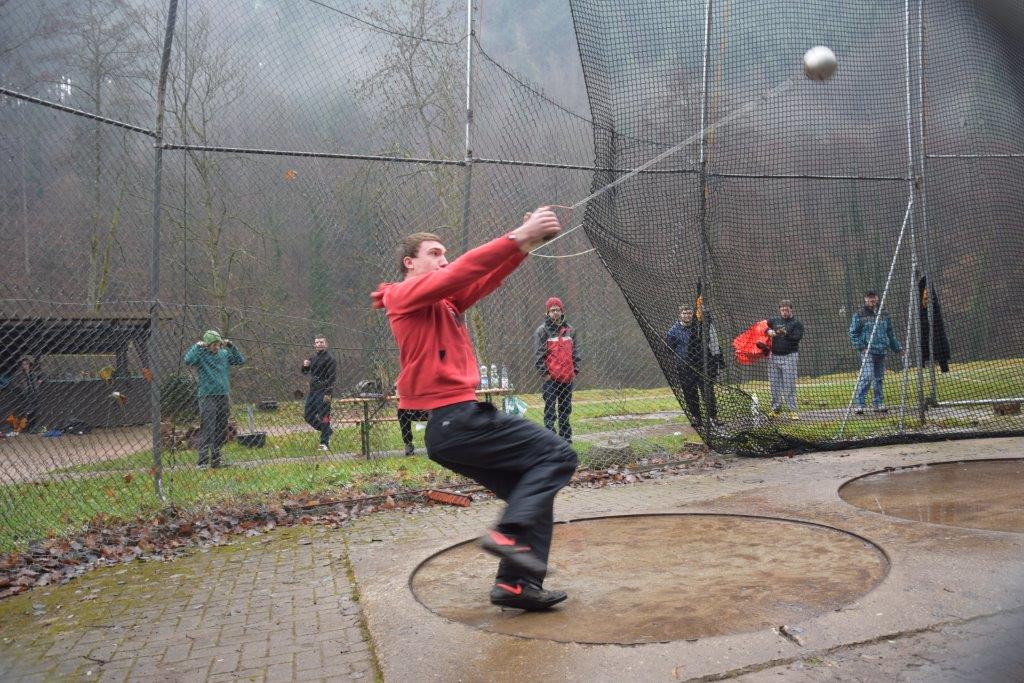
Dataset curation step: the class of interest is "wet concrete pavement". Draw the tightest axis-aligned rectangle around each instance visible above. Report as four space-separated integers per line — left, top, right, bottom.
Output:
0 436 1022 681
348 436 1024 681
839 458 1024 533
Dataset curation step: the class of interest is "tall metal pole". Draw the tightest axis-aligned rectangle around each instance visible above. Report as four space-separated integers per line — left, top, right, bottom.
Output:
459 0 476 255
916 0 937 405
897 0 925 428
149 0 179 499
909 0 926 424
459 0 482 360
696 0 714 436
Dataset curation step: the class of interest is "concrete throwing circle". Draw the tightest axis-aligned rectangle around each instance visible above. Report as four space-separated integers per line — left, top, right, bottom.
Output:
839 458 1024 533
410 514 888 644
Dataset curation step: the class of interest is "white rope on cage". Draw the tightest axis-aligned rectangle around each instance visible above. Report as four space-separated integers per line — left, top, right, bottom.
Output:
531 77 795 255
529 222 596 259
836 195 915 440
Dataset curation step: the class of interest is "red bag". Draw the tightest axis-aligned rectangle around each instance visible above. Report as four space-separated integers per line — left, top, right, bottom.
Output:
546 330 577 383
732 320 772 366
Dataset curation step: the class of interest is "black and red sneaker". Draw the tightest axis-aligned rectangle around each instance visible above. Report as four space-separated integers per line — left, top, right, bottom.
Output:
489 582 567 611
480 529 547 576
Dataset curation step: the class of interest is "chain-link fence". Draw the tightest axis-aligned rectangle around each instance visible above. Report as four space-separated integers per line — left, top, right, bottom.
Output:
0 0 681 551
2 0 1023 550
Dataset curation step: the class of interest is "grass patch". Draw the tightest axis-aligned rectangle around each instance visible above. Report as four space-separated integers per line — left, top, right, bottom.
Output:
61 395 688 474
738 357 1024 411
0 455 460 552
5 357 1021 551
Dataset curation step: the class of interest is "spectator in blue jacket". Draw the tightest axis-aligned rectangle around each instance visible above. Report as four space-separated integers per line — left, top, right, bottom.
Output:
184 330 246 467
848 291 902 414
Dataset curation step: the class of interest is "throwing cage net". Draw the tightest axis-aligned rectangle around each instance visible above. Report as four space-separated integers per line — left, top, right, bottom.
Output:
570 0 1024 453
0 0 1021 550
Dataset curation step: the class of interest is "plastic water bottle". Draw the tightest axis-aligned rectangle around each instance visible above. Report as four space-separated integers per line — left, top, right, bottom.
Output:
500 364 509 390
489 364 498 389
479 364 489 389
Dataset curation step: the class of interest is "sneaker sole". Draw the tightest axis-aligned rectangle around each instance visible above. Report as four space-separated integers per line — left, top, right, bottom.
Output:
480 536 547 577
490 592 567 611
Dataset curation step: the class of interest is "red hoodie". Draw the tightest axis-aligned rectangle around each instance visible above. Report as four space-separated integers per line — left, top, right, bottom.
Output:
371 235 527 410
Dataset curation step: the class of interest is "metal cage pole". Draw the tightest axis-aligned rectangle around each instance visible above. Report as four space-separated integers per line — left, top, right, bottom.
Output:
696 0 713 437
912 0 927 424
898 0 925 429
459 0 476 255
916 0 938 406
149 0 180 499
459 0 481 359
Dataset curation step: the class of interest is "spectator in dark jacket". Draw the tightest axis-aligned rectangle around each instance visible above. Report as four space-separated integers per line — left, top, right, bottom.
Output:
302 335 337 451
533 297 580 443
766 299 805 417
666 306 723 426
849 290 902 414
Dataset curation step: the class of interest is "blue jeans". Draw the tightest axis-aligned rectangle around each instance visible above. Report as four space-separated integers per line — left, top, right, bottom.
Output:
854 353 887 408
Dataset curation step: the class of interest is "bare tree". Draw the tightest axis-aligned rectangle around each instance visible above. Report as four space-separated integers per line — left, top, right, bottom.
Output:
356 0 464 226
165 7 256 335
41 0 149 309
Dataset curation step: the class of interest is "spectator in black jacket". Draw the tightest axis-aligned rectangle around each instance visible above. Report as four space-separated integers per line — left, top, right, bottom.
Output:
666 306 723 427
766 300 805 417
302 336 337 451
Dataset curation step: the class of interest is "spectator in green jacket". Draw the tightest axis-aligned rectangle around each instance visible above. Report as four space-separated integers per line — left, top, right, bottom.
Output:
848 291 902 414
184 330 245 467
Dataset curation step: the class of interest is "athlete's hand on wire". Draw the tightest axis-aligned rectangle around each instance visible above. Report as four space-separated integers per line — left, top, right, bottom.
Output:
509 206 561 252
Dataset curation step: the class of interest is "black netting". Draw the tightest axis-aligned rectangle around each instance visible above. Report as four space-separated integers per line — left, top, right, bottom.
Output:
570 0 1024 454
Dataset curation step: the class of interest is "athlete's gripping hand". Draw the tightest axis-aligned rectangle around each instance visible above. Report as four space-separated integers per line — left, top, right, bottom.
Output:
509 206 561 252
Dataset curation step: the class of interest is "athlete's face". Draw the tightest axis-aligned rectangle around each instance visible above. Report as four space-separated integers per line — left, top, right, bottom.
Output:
404 240 448 278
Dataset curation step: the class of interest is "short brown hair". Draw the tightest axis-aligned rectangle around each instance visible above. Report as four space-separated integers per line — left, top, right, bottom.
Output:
679 305 693 314
396 232 442 275
779 299 793 309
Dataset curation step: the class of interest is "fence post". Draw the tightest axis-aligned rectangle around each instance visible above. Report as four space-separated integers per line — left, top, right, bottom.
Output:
149 0 180 499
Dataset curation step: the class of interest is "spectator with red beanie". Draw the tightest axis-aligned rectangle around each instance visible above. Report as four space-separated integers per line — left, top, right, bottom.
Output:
533 296 580 443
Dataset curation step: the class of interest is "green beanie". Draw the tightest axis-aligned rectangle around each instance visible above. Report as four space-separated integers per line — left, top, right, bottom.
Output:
203 330 223 345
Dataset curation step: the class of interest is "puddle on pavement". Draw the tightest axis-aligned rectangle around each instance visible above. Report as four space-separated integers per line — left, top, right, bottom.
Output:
839 458 1024 533
410 514 888 644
